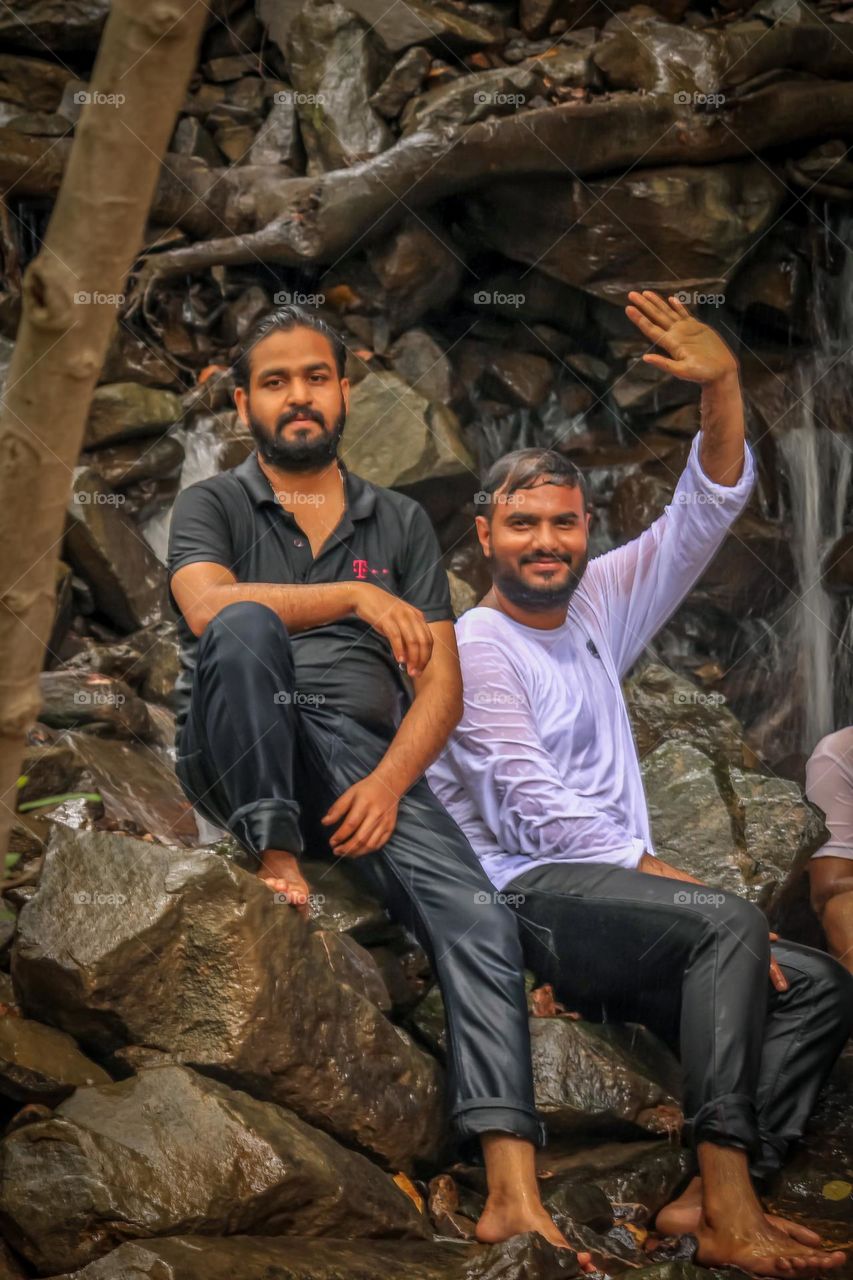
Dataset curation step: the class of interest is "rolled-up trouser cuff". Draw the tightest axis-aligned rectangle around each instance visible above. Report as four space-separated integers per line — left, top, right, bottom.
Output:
750 1130 789 1182
453 1097 547 1158
683 1091 761 1161
228 798 303 860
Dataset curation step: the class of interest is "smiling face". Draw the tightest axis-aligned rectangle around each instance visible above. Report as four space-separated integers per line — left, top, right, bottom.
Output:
234 325 350 471
476 476 592 619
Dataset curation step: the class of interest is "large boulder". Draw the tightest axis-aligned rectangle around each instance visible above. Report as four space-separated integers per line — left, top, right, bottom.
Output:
37 1230 587 1279
11 829 444 1169
0 1065 427 1273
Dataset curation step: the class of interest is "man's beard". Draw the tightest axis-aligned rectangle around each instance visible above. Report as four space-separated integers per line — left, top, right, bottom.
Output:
248 400 346 470
490 549 590 612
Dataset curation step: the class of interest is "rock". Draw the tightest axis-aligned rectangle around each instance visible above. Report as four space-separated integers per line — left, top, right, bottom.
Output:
171 115 223 166
0 53 74 112
0 1065 427 1273
100 329 182 389
0 0 110 53
0 1013 110 1104
309 930 392 1013
460 161 787 305
448 570 479 616
540 1138 693 1227
11 829 444 1168
249 94 304 169
60 729 203 844
643 741 747 895
285 0 393 173
38 671 155 741
388 329 455 404
369 47 431 119
64 468 170 632
530 1018 682 1137
823 529 853 592
85 435 185 490
341 370 476 491
299 857 396 941
728 766 827 908
42 1230 586 1279
624 661 750 768
84 383 183 450
592 14 724 95
337 0 503 54
400 65 544 137
481 350 555 409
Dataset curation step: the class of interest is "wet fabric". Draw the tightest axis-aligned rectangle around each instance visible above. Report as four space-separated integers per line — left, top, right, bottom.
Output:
174 600 545 1156
507 859 853 1177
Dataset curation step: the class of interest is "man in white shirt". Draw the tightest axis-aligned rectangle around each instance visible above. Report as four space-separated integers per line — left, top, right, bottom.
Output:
428 291 852 1276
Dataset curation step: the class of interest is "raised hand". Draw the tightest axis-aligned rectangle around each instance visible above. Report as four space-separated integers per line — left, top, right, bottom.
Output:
625 290 738 386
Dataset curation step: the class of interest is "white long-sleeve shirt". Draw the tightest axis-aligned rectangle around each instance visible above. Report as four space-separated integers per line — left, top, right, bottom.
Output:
427 432 756 890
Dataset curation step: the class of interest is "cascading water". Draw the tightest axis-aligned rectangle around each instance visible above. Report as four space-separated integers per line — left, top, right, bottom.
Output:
777 208 853 754
141 417 226 564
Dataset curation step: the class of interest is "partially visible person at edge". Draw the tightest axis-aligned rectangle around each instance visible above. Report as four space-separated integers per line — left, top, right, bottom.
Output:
806 728 853 973
166 304 595 1259
427 290 853 1278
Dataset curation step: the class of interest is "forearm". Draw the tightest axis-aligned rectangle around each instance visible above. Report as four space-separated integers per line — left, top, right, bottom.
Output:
196 580 356 636
698 364 745 487
373 684 462 799
639 851 704 884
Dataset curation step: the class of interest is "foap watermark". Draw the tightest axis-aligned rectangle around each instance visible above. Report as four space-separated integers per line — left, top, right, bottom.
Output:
672 491 726 507
673 888 726 908
74 90 126 108
273 690 326 706
673 690 726 706
673 90 725 109
73 291 126 307
674 290 725 308
72 890 127 906
474 889 526 906
73 689 126 707
273 891 326 908
473 689 524 708
274 90 326 106
473 90 527 106
473 489 525 507
473 290 525 308
273 490 326 506
73 490 125 506
273 290 325 307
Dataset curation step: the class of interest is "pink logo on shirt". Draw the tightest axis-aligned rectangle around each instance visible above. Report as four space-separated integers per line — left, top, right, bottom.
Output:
353 558 389 579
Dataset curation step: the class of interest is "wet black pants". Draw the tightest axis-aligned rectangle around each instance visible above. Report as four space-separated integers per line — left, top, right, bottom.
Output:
174 601 544 1155
506 861 853 1179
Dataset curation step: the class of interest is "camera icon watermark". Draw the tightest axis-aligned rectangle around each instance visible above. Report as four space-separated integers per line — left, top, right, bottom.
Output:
273 890 326 907
73 689 126 707
72 890 127 906
73 491 126 506
474 889 526 906
273 290 325 307
673 690 726 706
673 888 725 907
674 290 725 308
473 290 525 308
73 90 126 107
73 291 126 307
274 90 326 106
673 90 725 108
273 690 326 706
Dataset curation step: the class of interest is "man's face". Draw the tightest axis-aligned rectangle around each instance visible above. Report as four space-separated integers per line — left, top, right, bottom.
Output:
476 478 591 613
234 326 350 470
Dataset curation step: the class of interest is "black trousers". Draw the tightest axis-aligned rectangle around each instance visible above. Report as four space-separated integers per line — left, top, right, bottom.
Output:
173 601 544 1156
506 861 853 1179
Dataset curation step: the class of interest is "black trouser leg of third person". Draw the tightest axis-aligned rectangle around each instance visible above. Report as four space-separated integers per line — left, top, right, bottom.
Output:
174 601 545 1158
505 861 853 1180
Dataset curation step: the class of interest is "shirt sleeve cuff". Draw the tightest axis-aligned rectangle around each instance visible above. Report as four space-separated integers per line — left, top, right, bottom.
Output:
685 431 756 500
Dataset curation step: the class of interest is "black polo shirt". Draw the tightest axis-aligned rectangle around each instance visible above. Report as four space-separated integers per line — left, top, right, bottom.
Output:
166 451 454 738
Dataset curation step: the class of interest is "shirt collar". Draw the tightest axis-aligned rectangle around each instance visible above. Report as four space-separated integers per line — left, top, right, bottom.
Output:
234 450 376 521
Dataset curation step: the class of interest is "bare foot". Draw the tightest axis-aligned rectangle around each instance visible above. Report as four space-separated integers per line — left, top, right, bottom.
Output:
694 1211 847 1276
257 849 311 918
475 1198 596 1271
657 1177 823 1246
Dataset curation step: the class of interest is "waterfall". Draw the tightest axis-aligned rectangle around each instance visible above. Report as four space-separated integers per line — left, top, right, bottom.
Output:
777 208 853 752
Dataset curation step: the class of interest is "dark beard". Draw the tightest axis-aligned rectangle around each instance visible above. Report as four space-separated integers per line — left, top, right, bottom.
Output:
491 549 589 612
248 402 346 471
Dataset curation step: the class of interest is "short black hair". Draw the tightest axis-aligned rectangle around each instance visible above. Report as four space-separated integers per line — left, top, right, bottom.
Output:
480 447 590 519
232 305 347 390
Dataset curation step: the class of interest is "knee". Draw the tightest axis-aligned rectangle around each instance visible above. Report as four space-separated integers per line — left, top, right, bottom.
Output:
810 872 853 918
788 944 853 1032
201 601 290 660
706 893 770 960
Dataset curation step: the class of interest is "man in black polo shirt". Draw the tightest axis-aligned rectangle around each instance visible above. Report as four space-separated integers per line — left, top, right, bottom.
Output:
167 306 588 1257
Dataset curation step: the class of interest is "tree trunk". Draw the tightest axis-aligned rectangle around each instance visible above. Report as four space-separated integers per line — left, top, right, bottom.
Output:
0 0 207 860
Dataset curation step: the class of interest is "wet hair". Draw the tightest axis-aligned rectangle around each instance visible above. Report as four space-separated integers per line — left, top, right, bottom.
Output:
480 447 591 519
232 305 348 390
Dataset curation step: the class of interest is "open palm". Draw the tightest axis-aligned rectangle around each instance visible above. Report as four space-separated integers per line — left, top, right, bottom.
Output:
625 290 738 385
